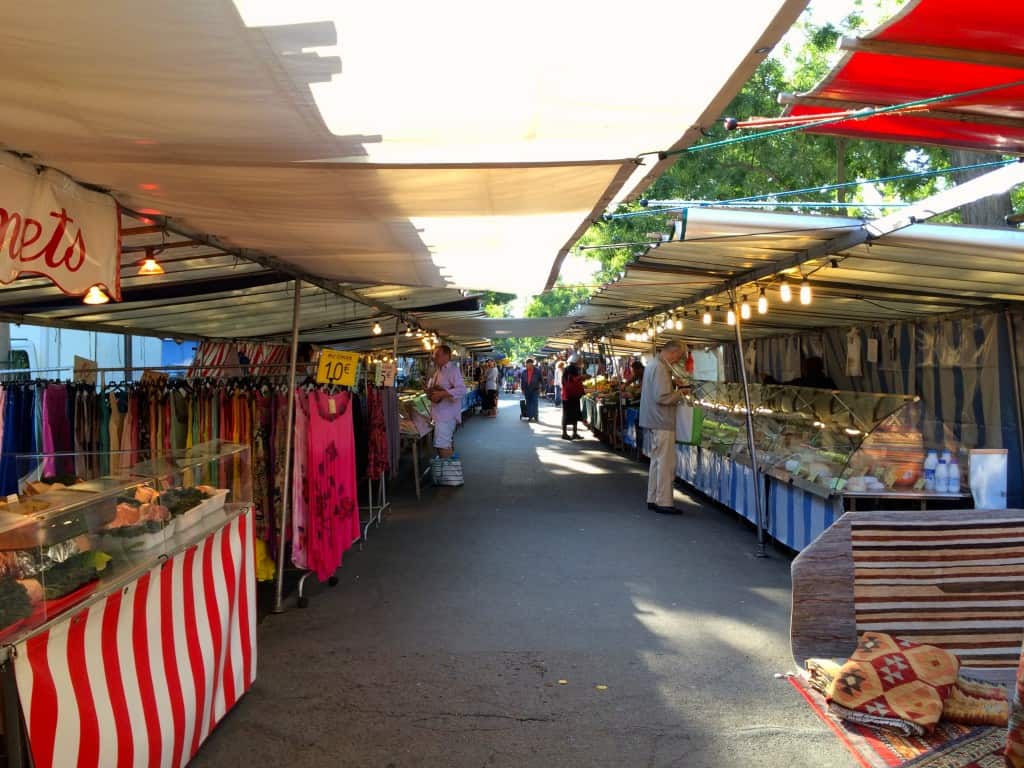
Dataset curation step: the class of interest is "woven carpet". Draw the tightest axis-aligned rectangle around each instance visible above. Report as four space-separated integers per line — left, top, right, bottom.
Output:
851 517 1024 670
787 675 1003 767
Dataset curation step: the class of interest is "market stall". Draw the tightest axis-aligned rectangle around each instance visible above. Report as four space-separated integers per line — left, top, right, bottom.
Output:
0 441 254 768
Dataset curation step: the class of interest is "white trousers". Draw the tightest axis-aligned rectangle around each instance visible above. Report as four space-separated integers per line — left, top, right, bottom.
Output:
647 429 677 508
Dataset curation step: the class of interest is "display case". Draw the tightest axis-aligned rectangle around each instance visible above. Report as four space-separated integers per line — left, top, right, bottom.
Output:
0 441 250 645
691 383 967 500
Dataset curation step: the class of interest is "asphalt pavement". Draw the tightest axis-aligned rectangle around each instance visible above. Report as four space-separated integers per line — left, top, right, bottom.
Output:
191 392 852 768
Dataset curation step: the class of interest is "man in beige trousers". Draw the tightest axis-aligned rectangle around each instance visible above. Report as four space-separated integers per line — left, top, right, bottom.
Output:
639 341 687 514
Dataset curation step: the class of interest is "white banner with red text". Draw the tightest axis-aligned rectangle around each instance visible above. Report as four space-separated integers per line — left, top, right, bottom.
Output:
13 510 256 768
0 153 121 299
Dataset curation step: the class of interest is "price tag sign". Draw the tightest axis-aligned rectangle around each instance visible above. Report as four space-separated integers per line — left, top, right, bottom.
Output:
316 349 360 386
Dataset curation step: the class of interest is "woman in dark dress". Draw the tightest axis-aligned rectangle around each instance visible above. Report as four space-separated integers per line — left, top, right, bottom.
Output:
561 360 585 440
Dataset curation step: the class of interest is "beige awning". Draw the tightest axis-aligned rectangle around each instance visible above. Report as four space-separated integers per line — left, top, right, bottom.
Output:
421 317 577 340
0 0 806 300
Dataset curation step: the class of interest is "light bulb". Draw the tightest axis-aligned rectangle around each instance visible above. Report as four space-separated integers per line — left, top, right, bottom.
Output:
674 317 683 331
372 322 383 335
757 288 768 315
600 336 608 343
726 309 736 326
780 280 792 303
800 279 812 305
641 330 649 342
702 309 712 325
740 296 751 320
405 325 413 337
137 257 165 276
83 285 110 305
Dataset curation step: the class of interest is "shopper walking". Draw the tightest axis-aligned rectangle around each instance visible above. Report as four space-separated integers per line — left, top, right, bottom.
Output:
553 359 565 408
484 359 499 417
561 357 585 440
639 341 687 514
520 358 541 422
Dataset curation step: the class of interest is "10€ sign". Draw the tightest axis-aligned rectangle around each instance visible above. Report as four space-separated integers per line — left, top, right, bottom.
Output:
316 349 360 386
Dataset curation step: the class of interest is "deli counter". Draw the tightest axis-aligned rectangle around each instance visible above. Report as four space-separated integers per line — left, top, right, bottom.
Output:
658 383 972 552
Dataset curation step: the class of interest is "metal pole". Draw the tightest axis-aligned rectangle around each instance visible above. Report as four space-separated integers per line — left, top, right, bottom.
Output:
732 295 768 558
273 280 302 613
393 318 400 361
124 333 133 381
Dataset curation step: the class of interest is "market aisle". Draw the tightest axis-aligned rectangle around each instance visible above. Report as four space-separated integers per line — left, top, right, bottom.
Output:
192 393 852 768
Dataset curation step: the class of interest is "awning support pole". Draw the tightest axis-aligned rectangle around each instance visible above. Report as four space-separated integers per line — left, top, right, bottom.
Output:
732 294 767 558
273 279 302 614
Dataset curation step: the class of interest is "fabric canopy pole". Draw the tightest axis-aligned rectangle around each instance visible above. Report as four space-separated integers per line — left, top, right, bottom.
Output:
731 294 767 558
273 280 302 613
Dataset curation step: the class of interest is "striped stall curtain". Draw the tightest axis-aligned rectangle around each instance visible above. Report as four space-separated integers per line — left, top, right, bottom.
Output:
187 342 290 378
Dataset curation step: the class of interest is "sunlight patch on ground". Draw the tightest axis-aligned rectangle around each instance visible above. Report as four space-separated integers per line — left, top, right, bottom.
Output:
534 445 609 476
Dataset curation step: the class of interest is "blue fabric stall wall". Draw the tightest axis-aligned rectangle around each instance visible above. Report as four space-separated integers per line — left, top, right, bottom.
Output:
624 407 639 448
740 308 1023 508
767 477 843 551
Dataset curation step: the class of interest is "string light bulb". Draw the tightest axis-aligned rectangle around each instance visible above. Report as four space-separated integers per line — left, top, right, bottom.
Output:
800 278 812 305
83 285 110 305
674 315 683 331
757 288 768 315
726 308 736 326
405 324 413 337
372 321 383 335
780 279 792 303
137 250 165 276
702 308 712 325
740 295 751 320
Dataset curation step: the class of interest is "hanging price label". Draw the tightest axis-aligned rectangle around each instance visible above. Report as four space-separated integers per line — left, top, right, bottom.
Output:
315 349 360 386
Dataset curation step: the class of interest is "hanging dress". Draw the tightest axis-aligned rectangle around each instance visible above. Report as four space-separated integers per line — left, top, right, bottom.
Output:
306 390 359 582
291 389 311 570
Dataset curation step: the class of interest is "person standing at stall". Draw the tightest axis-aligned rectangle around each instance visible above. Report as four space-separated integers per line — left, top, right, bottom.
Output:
561 357 585 440
553 358 565 408
427 345 468 459
639 341 687 514
520 358 541 422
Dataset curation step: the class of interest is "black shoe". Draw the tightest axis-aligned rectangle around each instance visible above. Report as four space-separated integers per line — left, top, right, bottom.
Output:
652 505 684 515
562 434 572 440
647 502 657 510
571 434 583 440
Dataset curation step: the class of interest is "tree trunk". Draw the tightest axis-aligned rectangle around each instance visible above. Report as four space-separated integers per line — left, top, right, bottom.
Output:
950 148 1014 227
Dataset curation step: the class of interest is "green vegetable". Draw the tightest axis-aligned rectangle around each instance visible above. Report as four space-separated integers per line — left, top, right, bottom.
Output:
159 488 210 517
0 579 32 629
40 551 111 600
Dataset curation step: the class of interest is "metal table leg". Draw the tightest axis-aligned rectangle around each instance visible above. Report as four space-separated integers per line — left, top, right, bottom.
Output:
412 439 421 500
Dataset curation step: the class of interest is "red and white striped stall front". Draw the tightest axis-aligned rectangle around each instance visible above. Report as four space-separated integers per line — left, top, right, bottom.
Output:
5 509 256 768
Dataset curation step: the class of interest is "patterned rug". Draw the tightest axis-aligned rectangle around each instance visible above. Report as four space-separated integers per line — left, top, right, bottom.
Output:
787 674 1004 767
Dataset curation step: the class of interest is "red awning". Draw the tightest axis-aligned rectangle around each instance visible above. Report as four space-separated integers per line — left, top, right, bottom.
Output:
781 0 1024 154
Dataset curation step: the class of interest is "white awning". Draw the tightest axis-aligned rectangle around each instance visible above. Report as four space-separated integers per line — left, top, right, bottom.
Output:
0 0 806 298
423 317 577 340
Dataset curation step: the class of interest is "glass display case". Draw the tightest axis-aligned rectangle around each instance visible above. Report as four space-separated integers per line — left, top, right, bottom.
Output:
691 383 966 499
0 441 250 642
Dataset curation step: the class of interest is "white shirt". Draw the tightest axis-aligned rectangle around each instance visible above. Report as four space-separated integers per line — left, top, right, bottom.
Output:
485 366 499 389
554 365 564 387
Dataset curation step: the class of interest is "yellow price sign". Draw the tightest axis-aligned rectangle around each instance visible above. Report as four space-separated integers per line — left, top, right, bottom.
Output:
316 349 360 386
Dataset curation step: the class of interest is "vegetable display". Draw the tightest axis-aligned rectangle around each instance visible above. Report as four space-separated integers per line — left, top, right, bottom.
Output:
0 579 32 629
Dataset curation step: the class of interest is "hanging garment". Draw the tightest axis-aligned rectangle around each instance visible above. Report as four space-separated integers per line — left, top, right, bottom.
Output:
42 384 73 478
251 390 273 543
291 389 310 570
384 387 400 479
365 386 389 482
306 390 359 582
0 387 38 495
98 393 110 475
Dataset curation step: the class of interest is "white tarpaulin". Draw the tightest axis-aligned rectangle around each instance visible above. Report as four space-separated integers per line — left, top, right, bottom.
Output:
0 0 806 297
423 317 577 339
0 154 120 299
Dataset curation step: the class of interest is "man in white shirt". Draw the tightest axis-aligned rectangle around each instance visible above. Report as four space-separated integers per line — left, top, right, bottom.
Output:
553 359 565 407
484 359 499 416
639 341 686 514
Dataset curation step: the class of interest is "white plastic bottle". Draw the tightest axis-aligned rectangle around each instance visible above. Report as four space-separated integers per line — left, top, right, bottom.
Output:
923 450 939 491
946 453 961 494
935 454 950 494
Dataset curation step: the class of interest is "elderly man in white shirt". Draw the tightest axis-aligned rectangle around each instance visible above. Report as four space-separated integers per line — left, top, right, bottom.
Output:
639 341 687 514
